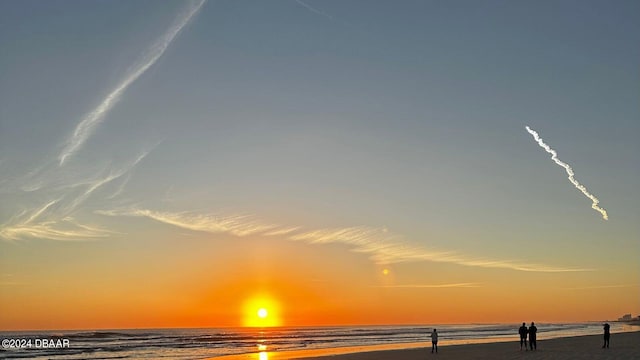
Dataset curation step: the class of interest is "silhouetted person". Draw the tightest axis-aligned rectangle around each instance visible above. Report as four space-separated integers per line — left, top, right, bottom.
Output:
430 328 438 353
602 323 610 348
528 322 537 350
518 322 528 350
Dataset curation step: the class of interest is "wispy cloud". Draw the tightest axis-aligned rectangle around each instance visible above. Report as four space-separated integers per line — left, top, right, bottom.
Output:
62 149 152 213
289 226 446 264
0 218 111 241
57 0 205 166
525 126 608 220
289 226 590 272
263 226 302 236
2 1 197 241
99 208 590 273
21 199 61 224
105 174 131 200
1 149 152 241
563 284 638 290
294 0 334 21
293 0 357 28
96 209 280 237
373 283 482 288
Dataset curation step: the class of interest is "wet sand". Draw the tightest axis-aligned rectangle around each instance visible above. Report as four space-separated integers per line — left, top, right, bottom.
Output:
293 331 640 360
215 331 640 360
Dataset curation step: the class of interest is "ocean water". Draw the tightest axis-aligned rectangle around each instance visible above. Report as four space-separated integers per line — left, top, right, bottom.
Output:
1 322 635 359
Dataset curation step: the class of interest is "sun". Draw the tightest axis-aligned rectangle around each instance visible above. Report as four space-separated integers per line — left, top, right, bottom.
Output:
243 296 281 327
257 308 268 318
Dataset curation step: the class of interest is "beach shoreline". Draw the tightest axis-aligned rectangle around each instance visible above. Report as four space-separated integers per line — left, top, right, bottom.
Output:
214 330 640 360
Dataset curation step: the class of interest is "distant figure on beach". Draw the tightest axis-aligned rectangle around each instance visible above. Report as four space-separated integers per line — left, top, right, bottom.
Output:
603 323 610 348
519 322 528 350
528 322 538 350
430 328 438 353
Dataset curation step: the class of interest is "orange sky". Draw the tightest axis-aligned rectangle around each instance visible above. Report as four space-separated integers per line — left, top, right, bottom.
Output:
2 233 638 330
2 0 640 333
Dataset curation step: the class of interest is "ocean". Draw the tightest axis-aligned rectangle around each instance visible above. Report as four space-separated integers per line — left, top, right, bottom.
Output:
1 322 634 359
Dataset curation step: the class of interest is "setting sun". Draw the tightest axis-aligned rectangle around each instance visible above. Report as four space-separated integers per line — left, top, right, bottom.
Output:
258 308 268 318
1 1 639 359
243 296 281 327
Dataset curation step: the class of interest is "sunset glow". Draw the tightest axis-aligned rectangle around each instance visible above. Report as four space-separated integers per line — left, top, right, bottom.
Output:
243 296 281 327
0 0 638 335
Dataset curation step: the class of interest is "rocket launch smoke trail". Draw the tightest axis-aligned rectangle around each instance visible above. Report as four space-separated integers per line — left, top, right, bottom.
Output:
525 126 608 220
58 0 206 166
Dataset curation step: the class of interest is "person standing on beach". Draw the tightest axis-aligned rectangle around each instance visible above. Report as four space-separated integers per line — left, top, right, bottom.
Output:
518 322 528 350
603 323 610 348
528 322 537 350
430 328 438 353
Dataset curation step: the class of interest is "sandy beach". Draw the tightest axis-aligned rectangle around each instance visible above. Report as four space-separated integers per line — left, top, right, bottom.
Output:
215 330 640 360
292 331 640 360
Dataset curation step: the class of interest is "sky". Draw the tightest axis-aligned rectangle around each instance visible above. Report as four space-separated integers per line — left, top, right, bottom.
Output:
1 0 639 330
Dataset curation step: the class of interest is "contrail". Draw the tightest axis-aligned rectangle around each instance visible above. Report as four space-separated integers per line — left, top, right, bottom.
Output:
373 283 481 288
58 0 205 166
294 0 334 21
525 126 608 220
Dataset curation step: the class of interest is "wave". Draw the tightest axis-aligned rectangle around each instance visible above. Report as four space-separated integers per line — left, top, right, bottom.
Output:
67 331 160 339
0 323 622 359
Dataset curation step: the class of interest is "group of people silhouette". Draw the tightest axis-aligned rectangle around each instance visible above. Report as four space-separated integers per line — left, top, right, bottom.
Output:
519 322 612 351
428 322 611 354
518 322 538 350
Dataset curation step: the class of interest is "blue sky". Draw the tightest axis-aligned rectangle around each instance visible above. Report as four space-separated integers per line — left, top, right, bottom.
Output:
1 0 639 327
